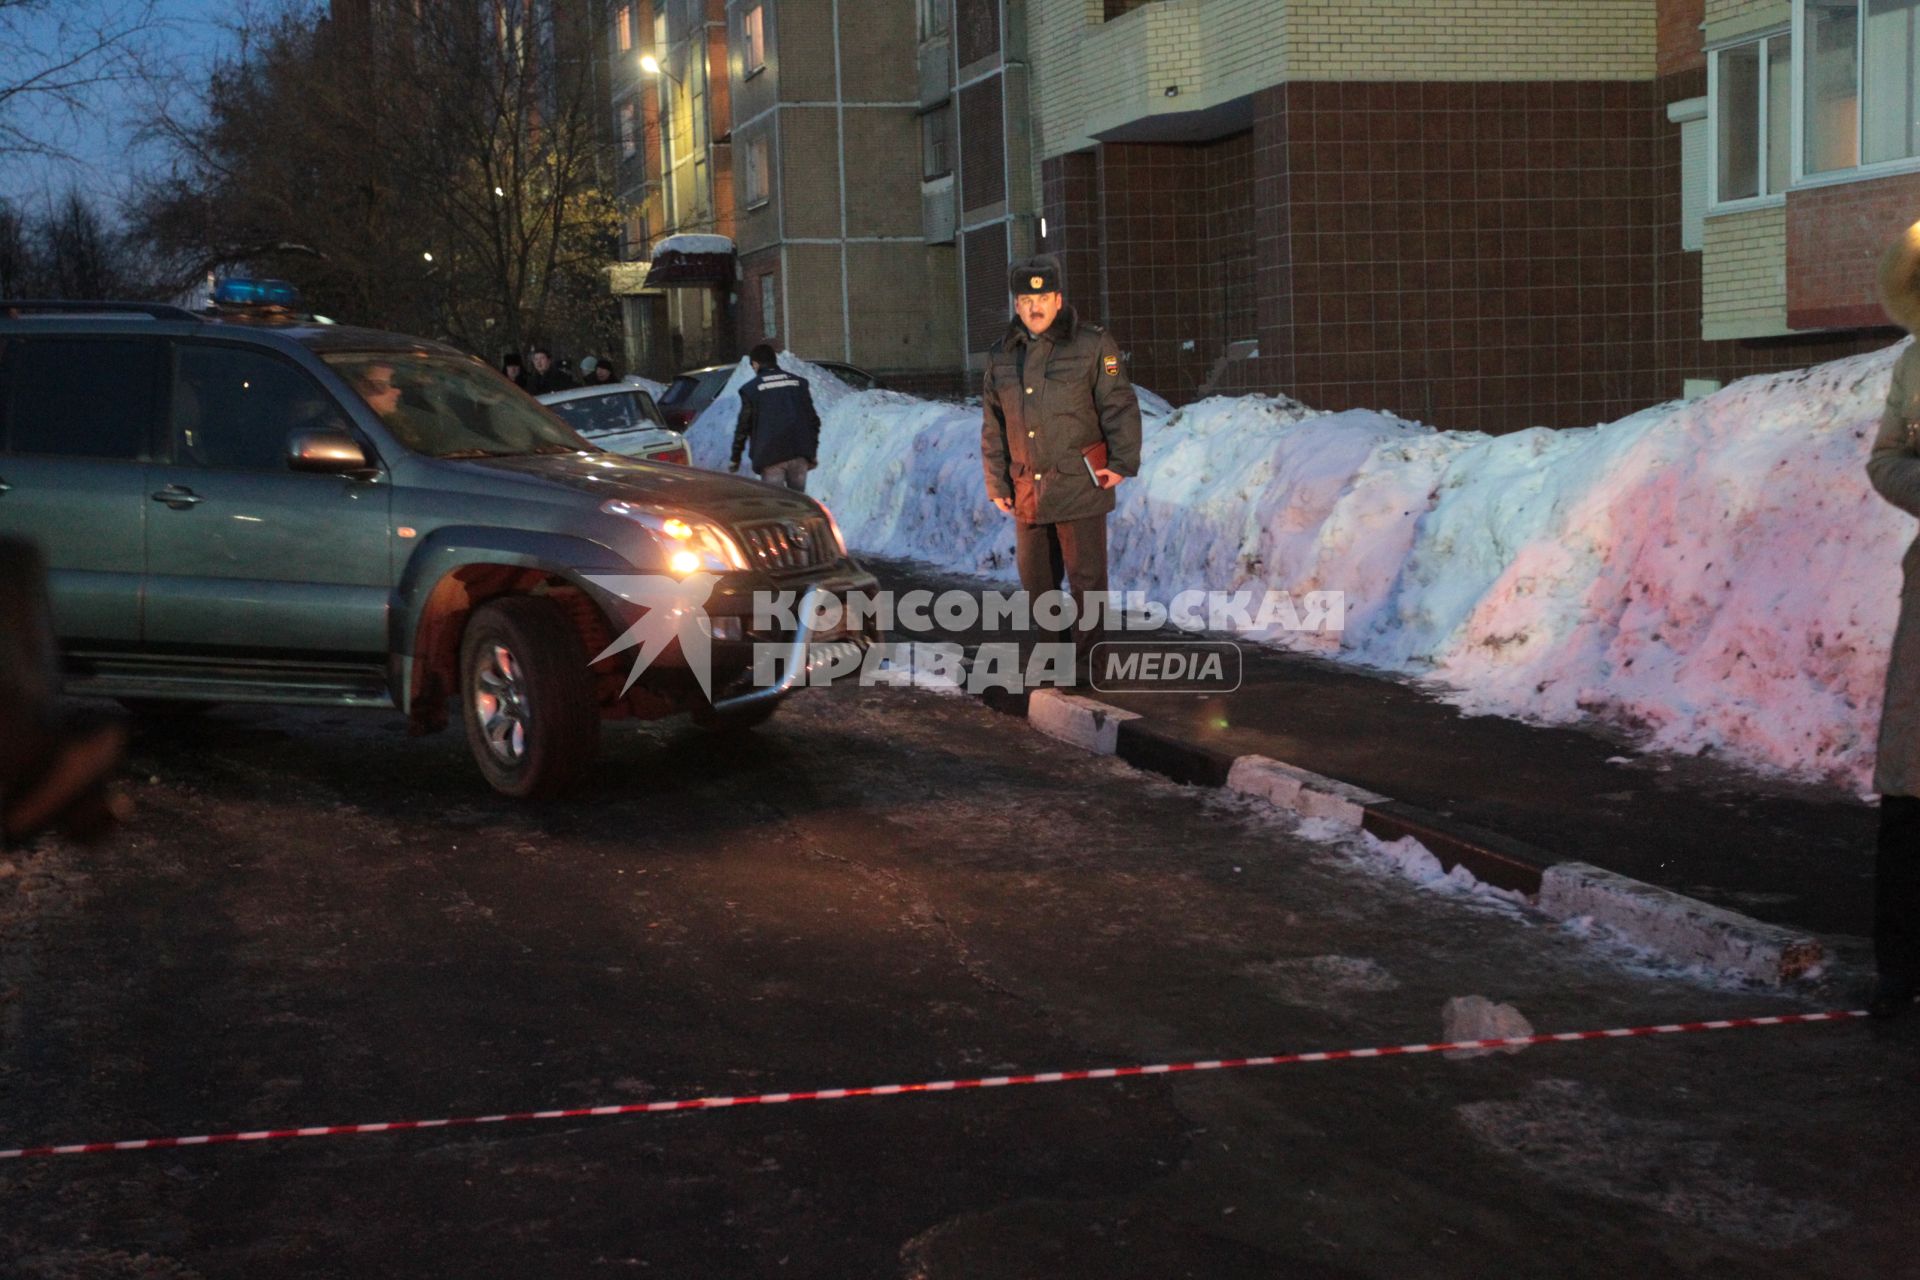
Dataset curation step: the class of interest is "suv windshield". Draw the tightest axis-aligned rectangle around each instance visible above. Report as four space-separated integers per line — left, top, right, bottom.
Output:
324 351 589 458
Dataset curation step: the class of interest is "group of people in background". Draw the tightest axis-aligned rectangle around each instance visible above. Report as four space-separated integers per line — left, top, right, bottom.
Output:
499 348 621 396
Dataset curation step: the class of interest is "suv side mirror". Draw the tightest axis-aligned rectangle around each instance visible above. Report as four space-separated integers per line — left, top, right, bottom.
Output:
288 429 370 474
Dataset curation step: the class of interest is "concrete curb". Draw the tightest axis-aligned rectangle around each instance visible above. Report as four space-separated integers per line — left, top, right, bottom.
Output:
1007 685 1824 986
1026 690 1139 755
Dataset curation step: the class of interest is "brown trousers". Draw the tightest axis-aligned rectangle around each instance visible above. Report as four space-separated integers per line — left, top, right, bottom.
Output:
1013 514 1108 661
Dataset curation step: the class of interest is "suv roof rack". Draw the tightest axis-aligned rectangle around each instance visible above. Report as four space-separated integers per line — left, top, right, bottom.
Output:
0 300 203 321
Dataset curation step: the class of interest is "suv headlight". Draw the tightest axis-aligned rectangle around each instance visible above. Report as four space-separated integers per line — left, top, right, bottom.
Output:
601 501 748 575
816 500 850 557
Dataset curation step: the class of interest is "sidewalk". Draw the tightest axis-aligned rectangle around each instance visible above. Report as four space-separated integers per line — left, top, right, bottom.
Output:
866 557 1876 949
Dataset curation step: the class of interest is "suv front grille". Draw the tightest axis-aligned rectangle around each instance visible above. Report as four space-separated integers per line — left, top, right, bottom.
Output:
735 516 835 575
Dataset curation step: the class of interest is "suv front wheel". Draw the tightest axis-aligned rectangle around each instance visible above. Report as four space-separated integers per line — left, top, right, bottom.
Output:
459 597 600 798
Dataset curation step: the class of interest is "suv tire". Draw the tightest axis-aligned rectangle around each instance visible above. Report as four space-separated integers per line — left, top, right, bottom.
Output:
460 597 599 798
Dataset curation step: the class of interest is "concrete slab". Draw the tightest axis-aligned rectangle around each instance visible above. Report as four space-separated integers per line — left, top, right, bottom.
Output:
1538 862 1825 986
1027 689 1140 755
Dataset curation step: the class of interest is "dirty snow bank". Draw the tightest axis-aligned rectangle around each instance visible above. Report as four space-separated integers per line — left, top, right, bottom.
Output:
716 342 1912 787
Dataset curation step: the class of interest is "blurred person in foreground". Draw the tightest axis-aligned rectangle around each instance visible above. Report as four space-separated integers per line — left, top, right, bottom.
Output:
1864 221 1920 1020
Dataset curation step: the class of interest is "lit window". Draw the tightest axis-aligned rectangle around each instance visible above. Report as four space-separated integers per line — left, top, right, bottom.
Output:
1803 0 1920 175
743 5 766 75
1711 32 1790 204
616 4 632 53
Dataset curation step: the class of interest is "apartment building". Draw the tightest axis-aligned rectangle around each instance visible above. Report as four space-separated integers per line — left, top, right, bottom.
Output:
604 0 964 387
1698 0 1920 341
606 0 736 376
1020 0 1905 431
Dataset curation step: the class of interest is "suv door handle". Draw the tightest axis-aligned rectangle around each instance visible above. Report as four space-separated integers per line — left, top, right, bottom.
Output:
151 485 205 509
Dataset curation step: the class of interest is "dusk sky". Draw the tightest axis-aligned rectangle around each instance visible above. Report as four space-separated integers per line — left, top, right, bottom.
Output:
1 0 256 214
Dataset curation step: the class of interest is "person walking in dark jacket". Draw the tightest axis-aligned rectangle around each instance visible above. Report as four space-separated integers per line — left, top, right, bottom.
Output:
981 254 1142 672
730 344 821 491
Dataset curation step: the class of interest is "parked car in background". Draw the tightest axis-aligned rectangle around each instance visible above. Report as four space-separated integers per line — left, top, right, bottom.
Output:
657 358 885 433
812 361 882 392
656 363 735 430
538 383 690 466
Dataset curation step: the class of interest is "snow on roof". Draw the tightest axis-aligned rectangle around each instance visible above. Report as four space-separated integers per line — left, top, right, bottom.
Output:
651 234 735 257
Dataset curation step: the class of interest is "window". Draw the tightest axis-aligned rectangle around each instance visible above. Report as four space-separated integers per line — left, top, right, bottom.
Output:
619 98 639 159
761 275 777 338
615 3 632 52
743 134 770 206
1 338 161 460
546 391 649 436
1711 32 1791 204
921 103 952 179
1802 0 1920 175
918 0 949 41
173 344 347 471
742 5 766 75
1865 0 1920 164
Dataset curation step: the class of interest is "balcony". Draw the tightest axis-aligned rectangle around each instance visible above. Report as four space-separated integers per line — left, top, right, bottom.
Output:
1071 0 1269 145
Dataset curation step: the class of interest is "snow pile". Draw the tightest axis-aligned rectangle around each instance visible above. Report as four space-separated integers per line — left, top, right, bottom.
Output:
623 374 667 400
683 353 863 468
735 340 1911 786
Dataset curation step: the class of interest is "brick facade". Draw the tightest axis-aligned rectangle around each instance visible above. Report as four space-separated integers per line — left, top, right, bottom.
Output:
1284 0 1653 80
1008 1 1903 428
1040 150 1100 307
1786 172 1920 331
1656 0 1704 77
1702 206 1787 337
1065 73 1894 432
1079 136 1256 401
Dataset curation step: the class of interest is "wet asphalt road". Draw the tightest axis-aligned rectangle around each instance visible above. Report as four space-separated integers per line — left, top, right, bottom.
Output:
0 683 1915 1279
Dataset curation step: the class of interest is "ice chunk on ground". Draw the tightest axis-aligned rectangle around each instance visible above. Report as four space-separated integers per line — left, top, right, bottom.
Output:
1442 994 1535 1058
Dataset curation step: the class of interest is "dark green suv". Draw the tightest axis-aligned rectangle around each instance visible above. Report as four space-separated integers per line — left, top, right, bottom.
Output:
0 300 878 797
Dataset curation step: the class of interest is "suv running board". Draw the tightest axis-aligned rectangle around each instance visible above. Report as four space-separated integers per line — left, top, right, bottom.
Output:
63 656 395 709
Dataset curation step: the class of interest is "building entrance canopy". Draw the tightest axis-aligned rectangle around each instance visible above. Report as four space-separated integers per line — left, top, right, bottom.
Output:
647 234 737 287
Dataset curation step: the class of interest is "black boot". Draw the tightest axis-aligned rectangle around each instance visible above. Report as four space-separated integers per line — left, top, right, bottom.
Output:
1873 796 1920 1018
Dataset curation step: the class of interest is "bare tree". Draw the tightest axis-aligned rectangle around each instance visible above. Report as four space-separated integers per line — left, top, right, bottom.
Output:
136 1 622 359
0 0 166 164
0 199 30 295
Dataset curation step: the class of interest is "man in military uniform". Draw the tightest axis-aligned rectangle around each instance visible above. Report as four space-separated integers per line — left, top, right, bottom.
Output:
980 254 1142 673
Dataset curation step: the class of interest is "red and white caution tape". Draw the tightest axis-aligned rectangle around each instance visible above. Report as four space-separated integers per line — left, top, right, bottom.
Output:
0 1009 1865 1160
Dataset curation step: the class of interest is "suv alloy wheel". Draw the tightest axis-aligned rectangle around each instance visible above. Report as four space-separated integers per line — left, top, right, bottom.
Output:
459 597 600 798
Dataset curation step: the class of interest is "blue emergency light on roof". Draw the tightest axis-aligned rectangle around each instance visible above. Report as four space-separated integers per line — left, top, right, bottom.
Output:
212 278 302 309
